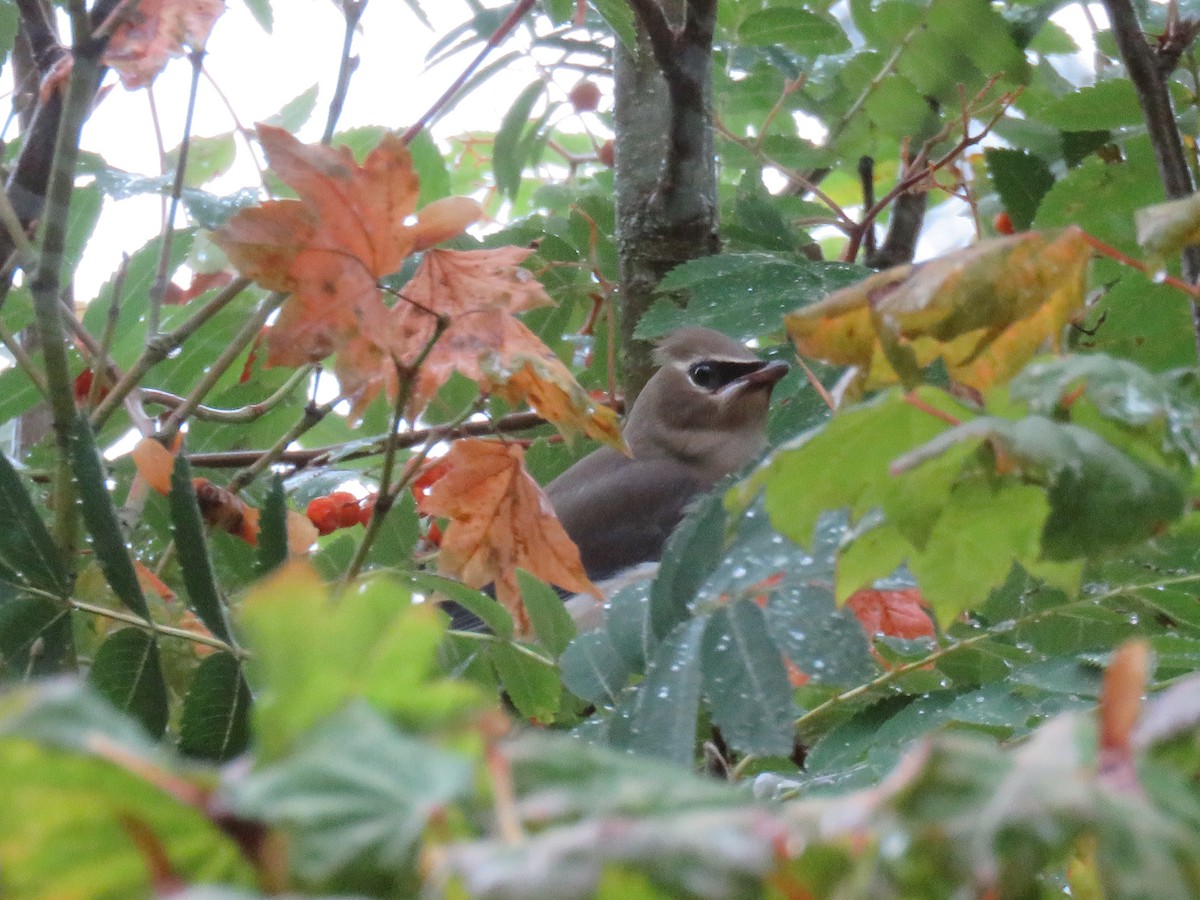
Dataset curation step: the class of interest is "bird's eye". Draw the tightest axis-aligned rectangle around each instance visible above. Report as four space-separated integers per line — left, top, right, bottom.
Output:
688 362 722 391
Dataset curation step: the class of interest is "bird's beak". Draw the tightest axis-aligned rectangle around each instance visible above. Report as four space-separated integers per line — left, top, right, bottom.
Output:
725 359 789 394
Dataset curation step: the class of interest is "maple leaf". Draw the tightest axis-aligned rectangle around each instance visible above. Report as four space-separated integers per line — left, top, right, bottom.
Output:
786 228 1090 393
103 0 226 89
213 127 621 449
416 439 600 634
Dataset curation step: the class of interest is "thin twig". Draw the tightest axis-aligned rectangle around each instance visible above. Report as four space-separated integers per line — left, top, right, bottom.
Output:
89 276 253 429
140 366 312 424
402 0 538 144
69 597 247 658
321 0 368 143
157 292 287 443
146 48 206 340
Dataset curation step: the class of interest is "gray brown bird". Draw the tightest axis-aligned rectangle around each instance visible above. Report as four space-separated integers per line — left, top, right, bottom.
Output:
445 326 788 630
547 326 788 589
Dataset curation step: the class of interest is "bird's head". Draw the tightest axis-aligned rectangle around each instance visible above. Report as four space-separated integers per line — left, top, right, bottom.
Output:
622 327 789 481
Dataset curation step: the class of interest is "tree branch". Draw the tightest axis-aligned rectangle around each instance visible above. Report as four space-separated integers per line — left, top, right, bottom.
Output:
1102 0 1200 358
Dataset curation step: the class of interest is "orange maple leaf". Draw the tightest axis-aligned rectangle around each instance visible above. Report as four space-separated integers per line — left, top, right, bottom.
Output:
103 0 226 89
416 439 600 634
213 127 621 448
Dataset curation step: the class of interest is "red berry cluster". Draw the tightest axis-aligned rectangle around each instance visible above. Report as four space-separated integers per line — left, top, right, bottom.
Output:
305 490 375 536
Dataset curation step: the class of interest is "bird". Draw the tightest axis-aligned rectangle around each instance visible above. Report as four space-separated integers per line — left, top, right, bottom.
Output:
445 326 789 631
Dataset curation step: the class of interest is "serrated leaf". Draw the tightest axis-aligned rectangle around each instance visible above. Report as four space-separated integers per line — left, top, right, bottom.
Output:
170 454 234 643
560 628 633 706
0 451 69 595
179 651 251 761
256 474 289 577
167 133 236 188
263 83 318 131
518 569 575 657
750 388 970 549
226 702 472 884
240 564 486 759
622 618 707 764
591 0 637 50
909 480 1049 626
737 8 849 52
636 252 867 342
702 602 795 756
1038 78 1158 131
71 416 151 619
87 628 169 738
489 642 561 722
650 490 727 639
986 148 1055 230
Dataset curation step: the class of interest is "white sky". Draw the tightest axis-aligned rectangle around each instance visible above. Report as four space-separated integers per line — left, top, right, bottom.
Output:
74 0 539 294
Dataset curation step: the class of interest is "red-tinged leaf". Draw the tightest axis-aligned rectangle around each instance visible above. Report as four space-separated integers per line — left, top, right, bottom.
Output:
418 439 599 634
846 588 936 640
134 560 176 602
103 0 226 89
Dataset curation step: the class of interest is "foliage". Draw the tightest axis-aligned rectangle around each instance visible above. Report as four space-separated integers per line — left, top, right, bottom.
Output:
3 0 1200 897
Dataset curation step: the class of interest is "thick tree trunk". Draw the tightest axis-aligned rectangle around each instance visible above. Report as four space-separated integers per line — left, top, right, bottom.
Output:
613 0 718 403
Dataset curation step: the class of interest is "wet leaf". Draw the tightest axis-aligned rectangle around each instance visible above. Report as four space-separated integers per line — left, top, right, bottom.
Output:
417 439 599 634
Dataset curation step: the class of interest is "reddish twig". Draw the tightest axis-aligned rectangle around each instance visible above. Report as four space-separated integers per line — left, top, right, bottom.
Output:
402 0 538 144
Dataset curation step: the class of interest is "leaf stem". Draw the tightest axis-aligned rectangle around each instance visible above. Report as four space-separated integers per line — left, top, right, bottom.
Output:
68 597 247 658
343 315 450 583
146 48 206 340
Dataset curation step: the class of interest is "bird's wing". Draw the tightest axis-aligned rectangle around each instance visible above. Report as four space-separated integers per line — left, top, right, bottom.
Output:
547 449 711 582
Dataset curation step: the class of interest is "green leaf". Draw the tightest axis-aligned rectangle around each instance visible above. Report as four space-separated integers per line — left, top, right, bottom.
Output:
226 702 472 885
494 80 545 198
750 388 970 550
518 569 575 657
1038 77 1161 131
166 133 236 188
363 489 421 571
70 416 151 619
737 8 849 53
240 567 486 759
1010 354 1200 465
263 83 319 131
0 592 73 680
650 490 727 640
489 643 561 722
899 416 1188 562
170 453 234 643
410 130 452 204
256 474 289 577
702 602 794 757
0 450 69 595
636 252 867 342
0 365 43 426
908 480 1049 625
87 629 169 738
179 651 251 761
591 0 637 50
560 628 634 705
240 0 272 31
986 148 1055 230
407 571 514 638
621 618 706 764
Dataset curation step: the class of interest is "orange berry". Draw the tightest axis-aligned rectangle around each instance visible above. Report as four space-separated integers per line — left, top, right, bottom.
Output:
306 496 339 536
327 491 361 529
993 211 1015 235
